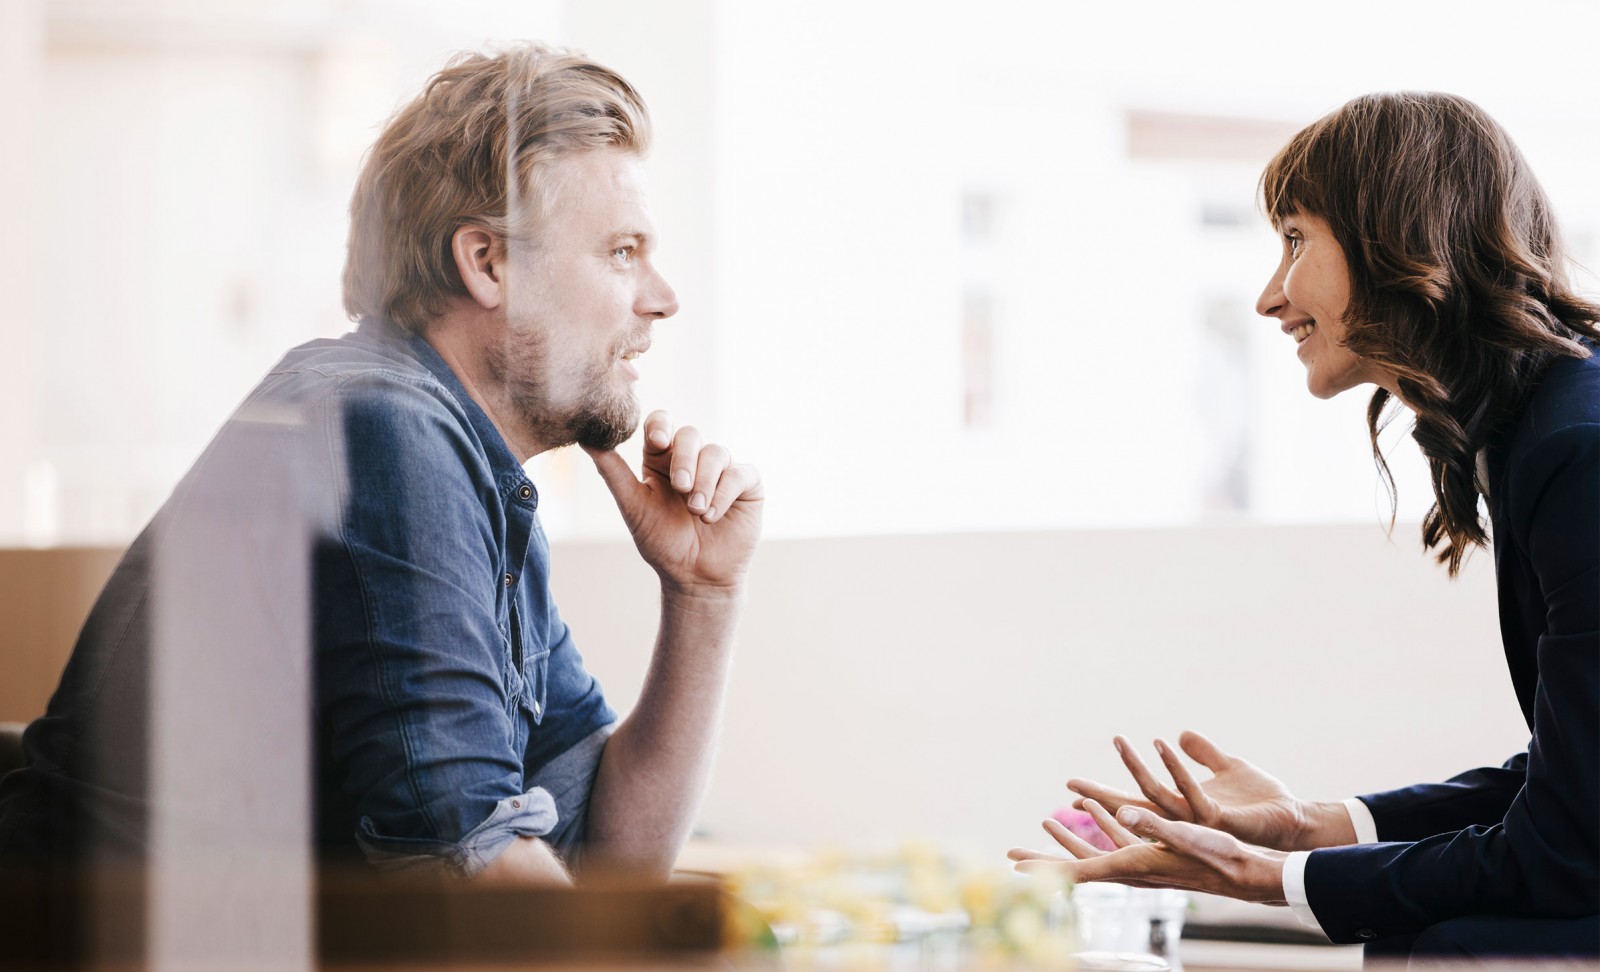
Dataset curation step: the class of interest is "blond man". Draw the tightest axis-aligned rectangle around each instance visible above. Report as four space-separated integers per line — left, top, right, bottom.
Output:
0 44 761 884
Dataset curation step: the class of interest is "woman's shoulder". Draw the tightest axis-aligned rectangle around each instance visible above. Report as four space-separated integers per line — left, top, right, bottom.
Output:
1517 346 1600 442
1495 347 1600 527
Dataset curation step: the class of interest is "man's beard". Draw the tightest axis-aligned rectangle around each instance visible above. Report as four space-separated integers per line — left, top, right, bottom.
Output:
487 325 641 452
568 385 639 451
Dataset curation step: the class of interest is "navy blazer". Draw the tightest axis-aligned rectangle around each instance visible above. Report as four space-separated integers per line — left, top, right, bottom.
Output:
1304 348 1600 942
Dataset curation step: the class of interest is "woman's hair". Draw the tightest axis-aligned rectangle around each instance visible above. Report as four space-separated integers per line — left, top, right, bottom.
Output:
343 43 651 334
1260 91 1600 575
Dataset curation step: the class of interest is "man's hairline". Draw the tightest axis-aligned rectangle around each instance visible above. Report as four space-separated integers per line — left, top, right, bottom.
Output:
497 143 648 251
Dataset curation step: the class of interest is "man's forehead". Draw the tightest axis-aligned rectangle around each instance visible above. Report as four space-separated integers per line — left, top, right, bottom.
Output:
535 147 654 231
543 148 646 201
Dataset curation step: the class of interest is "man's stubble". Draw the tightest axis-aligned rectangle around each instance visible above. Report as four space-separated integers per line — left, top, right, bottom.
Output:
486 320 642 453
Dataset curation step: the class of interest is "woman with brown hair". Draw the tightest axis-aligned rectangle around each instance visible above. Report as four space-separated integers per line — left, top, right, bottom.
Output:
1013 92 1599 962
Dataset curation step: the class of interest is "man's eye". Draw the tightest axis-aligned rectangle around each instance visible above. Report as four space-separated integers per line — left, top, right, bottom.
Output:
612 247 633 264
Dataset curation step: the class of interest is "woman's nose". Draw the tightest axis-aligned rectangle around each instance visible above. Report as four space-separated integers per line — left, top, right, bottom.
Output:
1256 264 1287 319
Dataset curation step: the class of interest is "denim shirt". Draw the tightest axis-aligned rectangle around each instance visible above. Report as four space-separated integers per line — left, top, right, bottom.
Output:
0 318 616 876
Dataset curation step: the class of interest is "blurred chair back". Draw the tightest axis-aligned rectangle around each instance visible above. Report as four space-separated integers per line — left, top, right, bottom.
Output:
0 546 121 723
0 721 25 779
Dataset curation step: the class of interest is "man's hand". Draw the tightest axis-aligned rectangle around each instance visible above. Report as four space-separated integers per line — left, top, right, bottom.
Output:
1066 731 1353 852
582 414 759 877
1008 800 1288 904
586 410 763 596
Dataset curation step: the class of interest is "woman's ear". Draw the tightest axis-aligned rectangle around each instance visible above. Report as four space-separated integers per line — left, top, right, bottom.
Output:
452 225 504 310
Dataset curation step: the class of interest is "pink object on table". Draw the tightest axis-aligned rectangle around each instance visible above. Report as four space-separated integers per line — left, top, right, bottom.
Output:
1050 807 1119 852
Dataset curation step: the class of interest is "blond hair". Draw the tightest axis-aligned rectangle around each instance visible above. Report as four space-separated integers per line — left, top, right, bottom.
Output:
342 43 651 333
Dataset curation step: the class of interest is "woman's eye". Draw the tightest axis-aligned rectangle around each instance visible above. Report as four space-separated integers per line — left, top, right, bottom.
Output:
1285 234 1302 258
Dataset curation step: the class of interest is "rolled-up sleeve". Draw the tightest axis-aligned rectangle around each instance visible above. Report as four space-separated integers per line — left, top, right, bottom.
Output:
357 787 559 876
528 725 614 865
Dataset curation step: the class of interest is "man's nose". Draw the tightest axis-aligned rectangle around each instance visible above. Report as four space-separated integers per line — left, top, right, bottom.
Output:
642 266 679 320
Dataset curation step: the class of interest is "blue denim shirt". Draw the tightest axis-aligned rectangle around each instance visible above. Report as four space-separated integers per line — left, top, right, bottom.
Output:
0 319 617 876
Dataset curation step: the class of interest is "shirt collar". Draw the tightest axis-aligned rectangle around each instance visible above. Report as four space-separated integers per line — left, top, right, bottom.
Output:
355 317 537 506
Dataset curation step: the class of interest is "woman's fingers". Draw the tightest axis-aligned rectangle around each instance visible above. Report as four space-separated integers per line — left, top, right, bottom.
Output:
1081 799 1142 849
1014 852 1167 890
1066 777 1152 814
1177 730 1233 773
1012 858 1077 879
1115 806 1227 875
1017 819 1185 892
1042 818 1107 859
1115 736 1193 821
1007 847 1066 863
1017 798 1263 898
1156 737 1222 822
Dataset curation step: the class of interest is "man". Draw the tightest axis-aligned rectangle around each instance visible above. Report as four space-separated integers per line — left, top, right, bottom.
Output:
0 43 760 884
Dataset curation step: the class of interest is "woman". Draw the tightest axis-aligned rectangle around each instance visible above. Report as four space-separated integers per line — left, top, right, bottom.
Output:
1011 92 1599 962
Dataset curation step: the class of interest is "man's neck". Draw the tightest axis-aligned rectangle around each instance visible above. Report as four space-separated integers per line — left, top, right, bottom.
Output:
422 307 544 463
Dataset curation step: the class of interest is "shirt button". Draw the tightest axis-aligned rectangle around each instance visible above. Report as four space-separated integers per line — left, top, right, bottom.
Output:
503 572 514 587
1356 929 1376 940
517 484 533 500
511 799 521 809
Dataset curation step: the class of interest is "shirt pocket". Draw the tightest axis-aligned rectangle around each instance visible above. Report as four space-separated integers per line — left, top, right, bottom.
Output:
519 645 550 725
504 604 549 724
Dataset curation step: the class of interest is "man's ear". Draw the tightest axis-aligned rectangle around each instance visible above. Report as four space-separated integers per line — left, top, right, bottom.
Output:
452 225 504 310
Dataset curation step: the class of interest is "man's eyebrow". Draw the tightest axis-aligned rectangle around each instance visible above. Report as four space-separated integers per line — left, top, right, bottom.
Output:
610 228 652 245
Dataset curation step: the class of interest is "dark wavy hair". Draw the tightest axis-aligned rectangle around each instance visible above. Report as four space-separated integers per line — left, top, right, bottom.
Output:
1261 92 1600 575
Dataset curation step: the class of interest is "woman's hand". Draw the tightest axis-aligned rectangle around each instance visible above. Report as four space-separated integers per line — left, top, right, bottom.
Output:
1008 799 1288 904
1066 731 1352 852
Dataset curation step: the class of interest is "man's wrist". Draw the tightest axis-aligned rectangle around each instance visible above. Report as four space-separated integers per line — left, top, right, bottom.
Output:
660 578 748 604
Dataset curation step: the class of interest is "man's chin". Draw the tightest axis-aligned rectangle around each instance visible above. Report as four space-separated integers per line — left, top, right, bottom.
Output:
573 406 639 452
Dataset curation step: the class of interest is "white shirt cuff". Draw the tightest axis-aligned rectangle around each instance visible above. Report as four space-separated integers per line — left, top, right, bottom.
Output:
1343 797 1378 844
1281 851 1327 936
1279 799 1376 938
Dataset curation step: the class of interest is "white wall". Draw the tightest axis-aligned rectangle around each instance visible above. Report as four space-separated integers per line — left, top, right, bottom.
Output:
0 0 44 543
550 522 1523 859
16 0 1600 547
